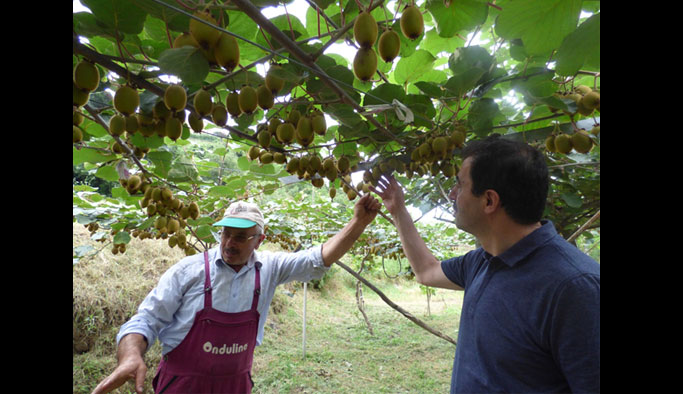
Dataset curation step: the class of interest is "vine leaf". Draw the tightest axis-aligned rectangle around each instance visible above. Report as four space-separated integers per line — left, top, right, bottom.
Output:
554 13 600 76
495 0 582 56
158 47 210 85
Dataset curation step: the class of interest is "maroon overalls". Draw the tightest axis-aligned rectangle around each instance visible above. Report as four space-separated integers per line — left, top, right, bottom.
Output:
152 251 261 393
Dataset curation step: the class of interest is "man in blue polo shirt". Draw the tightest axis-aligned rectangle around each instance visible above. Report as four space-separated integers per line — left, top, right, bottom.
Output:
373 135 599 393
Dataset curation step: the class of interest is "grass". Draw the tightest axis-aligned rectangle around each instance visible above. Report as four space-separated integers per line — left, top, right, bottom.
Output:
73 223 465 393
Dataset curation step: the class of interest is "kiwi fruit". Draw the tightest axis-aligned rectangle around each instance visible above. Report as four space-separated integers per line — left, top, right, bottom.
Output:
73 60 100 92
214 32 240 71
432 136 448 154
189 11 222 50
256 84 274 110
571 131 593 154
273 152 286 164
580 91 600 110
354 11 378 48
248 146 261 161
400 5 424 40
226 91 242 118
212 103 228 126
109 114 126 136
378 29 400 62
73 126 84 143
164 84 187 112
554 134 573 154
173 32 199 49
265 64 285 94
73 82 90 107
125 115 139 133
238 85 258 114
287 109 301 125
311 110 327 135
276 122 295 144
337 156 350 173
353 47 378 82
296 116 314 146
259 151 274 164
114 85 139 116
165 117 183 141
257 129 272 148
544 135 556 152
193 89 213 117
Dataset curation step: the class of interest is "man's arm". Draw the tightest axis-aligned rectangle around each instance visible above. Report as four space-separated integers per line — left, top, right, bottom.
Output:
91 333 148 394
372 175 462 290
321 193 380 267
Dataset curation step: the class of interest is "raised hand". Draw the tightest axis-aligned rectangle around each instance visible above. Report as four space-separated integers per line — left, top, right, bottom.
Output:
371 174 407 216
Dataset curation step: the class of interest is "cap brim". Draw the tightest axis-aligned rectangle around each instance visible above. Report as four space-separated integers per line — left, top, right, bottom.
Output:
212 217 258 228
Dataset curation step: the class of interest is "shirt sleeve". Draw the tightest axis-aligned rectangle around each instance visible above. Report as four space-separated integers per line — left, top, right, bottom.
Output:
264 245 329 285
441 248 485 289
548 273 600 393
116 260 194 352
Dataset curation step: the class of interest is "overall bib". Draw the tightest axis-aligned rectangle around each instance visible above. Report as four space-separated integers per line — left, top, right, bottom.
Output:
152 252 261 393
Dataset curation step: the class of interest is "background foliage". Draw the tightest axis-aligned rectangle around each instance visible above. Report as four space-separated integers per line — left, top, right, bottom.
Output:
73 0 600 264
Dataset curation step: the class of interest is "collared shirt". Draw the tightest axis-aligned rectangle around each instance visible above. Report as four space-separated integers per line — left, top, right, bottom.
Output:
117 245 328 355
441 220 600 393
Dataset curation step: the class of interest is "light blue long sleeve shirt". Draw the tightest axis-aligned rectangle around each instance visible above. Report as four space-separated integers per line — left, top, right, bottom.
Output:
117 245 328 355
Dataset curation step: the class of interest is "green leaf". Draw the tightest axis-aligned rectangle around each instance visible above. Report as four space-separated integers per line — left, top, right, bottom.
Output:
426 0 488 38
495 0 582 56
561 192 583 208
81 0 147 35
95 165 119 182
394 50 436 85
146 150 173 178
554 13 600 76
467 98 500 137
158 47 210 85
73 147 115 165
113 231 132 245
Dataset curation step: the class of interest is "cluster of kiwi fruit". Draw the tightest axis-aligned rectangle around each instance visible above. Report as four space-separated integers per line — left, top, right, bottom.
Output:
266 232 301 252
545 125 599 155
352 3 424 81
73 59 102 143
138 184 200 256
174 10 240 72
552 84 600 117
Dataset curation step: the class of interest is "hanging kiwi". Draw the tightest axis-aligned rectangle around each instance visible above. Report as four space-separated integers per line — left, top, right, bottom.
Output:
114 85 139 116
189 11 222 50
256 84 274 110
226 91 242 118
193 89 213 117
354 10 378 48
400 5 424 40
238 85 258 114
378 29 400 62
353 47 378 82
164 84 187 112
265 64 285 94
73 60 100 92
214 32 240 72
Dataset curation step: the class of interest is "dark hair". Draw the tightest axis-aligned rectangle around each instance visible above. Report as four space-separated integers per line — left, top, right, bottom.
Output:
461 134 548 225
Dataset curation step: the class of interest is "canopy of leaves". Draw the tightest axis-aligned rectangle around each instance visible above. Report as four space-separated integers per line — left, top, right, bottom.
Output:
73 0 600 258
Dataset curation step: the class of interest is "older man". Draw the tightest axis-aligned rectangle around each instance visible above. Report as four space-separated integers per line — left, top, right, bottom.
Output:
93 194 380 394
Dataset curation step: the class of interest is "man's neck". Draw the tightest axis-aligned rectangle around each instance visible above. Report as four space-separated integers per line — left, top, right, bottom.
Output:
479 221 542 257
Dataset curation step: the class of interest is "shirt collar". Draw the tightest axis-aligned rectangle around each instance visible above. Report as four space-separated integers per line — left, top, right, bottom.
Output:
487 220 557 267
213 248 262 271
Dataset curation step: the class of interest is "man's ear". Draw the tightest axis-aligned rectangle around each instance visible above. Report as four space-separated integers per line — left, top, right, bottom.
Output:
483 189 501 213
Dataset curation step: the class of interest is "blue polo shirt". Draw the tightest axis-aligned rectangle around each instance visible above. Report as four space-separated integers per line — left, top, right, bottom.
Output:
441 220 600 393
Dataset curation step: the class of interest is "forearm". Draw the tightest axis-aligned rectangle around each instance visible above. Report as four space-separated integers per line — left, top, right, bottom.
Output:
117 333 148 363
390 206 441 283
321 217 368 267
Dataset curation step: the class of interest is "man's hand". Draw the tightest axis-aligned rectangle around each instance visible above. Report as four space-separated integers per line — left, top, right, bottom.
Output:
371 175 406 216
92 334 148 394
353 193 381 226
91 356 147 394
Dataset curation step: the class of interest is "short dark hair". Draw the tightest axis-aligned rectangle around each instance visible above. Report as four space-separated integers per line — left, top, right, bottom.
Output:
461 134 548 225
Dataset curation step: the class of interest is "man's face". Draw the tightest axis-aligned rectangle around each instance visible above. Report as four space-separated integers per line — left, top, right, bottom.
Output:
448 157 484 234
219 225 264 266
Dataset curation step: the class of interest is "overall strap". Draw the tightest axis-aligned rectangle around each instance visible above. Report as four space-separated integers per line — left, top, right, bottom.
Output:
251 262 261 311
203 251 213 308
